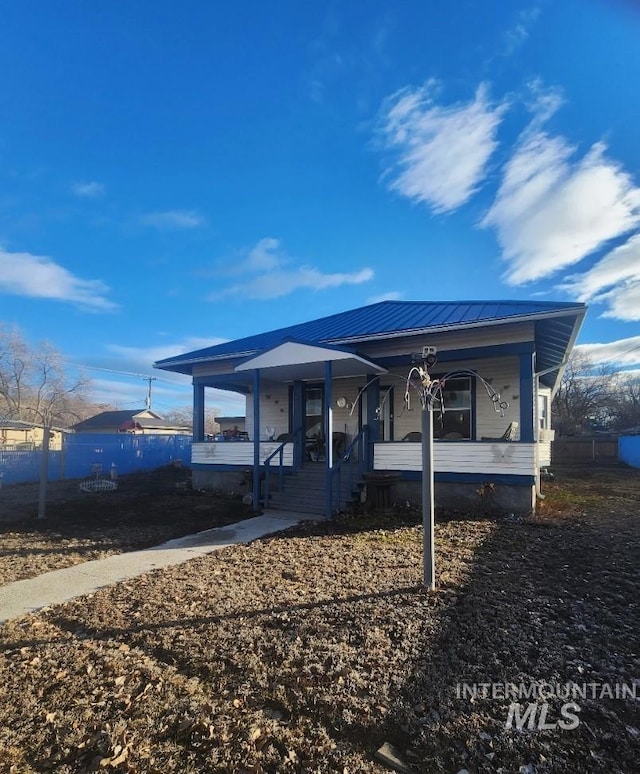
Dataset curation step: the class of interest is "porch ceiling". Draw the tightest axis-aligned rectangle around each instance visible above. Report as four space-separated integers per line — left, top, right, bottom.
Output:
234 341 387 382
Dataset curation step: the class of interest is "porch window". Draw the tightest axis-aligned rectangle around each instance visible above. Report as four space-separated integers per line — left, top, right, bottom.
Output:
434 377 472 440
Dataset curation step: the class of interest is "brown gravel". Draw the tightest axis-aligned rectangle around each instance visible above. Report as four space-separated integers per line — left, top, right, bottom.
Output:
0 466 639 772
0 465 252 586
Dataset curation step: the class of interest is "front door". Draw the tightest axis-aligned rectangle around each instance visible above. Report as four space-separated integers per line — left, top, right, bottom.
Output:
304 384 324 461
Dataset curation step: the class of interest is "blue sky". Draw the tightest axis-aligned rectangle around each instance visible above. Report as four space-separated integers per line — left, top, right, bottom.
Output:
1 0 640 417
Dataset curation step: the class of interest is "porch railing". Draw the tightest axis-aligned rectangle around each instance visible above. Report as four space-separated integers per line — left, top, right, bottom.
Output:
329 425 369 513
262 426 304 507
263 439 289 508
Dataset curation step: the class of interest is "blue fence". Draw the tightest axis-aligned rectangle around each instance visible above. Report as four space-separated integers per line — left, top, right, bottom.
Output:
619 436 640 469
0 434 193 486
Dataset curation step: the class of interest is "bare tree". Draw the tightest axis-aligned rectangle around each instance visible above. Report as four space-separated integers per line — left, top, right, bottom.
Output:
552 351 619 436
0 324 90 427
611 374 640 431
162 406 221 436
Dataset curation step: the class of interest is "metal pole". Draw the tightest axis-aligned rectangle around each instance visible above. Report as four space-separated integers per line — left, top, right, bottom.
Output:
253 369 261 512
421 405 435 590
37 426 51 520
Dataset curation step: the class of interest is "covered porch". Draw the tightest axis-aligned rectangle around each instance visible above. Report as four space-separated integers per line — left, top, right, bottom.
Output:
191 341 387 515
190 341 543 516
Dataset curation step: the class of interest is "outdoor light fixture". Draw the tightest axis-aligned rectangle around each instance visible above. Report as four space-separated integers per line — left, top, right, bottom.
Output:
421 345 438 368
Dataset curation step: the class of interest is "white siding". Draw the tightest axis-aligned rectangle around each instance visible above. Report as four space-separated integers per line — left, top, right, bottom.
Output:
373 441 536 476
193 361 238 377
358 322 534 358
192 441 294 467
538 440 552 467
386 357 521 441
245 383 290 440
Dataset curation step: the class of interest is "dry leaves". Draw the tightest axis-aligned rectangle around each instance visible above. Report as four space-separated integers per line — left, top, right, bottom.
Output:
0 467 638 771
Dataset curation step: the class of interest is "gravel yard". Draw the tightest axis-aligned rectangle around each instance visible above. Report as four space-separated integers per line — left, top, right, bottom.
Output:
0 467 639 772
0 466 252 586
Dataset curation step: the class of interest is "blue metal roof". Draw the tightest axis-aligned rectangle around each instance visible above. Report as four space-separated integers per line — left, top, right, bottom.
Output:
155 299 586 387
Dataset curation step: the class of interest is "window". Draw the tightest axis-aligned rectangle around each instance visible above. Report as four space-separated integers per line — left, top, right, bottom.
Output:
538 394 549 431
433 377 472 440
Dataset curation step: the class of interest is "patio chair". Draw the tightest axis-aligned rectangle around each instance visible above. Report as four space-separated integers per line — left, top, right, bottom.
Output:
401 431 422 441
481 421 519 442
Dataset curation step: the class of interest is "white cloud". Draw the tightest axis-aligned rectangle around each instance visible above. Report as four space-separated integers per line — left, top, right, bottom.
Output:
0 248 115 311
72 181 105 198
376 82 507 213
502 6 541 57
107 337 229 368
575 336 640 368
561 234 640 321
483 132 640 284
212 238 374 300
139 210 205 229
368 291 403 303
217 266 374 301
239 237 284 273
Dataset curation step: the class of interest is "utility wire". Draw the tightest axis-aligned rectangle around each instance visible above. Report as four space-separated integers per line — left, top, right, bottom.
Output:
64 361 190 387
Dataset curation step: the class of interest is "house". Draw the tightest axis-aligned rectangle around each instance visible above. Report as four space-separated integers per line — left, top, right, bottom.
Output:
0 419 66 450
154 300 586 515
71 409 191 436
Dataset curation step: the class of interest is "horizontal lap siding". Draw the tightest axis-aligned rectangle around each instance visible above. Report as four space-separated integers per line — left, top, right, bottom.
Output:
474 357 521 439
192 442 294 466
360 322 534 358
373 442 535 475
245 384 290 440
538 441 552 467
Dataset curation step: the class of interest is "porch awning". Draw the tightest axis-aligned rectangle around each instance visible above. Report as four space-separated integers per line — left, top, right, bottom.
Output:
234 341 387 381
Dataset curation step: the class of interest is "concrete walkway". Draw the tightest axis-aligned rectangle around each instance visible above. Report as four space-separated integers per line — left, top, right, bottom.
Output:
0 511 318 625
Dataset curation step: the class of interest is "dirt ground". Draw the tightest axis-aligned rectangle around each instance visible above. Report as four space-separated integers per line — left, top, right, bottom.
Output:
0 465 253 586
0 466 639 772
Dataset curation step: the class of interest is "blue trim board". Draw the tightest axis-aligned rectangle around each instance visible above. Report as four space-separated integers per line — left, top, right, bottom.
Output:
399 471 536 486
193 373 251 393
192 463 294 473
519 352 535 443
192 463 533 486
193 383 205 442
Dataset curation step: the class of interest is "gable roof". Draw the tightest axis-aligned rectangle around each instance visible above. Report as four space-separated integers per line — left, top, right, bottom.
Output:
0 418 68 433
71 409 161 431
154 299 586 388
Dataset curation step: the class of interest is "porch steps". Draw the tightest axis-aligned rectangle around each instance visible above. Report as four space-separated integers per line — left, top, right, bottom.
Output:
265 465 362 516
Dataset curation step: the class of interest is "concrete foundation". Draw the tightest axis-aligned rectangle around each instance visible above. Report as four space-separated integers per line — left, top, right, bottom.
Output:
392 479 536 516
193 468 536 516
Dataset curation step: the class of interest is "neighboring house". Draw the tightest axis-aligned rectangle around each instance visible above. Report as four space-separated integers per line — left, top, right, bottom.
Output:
72 409 191 436
0 419 66 450
155 300 586 515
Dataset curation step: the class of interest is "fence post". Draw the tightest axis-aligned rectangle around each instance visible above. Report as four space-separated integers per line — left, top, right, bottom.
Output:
37 427 51 520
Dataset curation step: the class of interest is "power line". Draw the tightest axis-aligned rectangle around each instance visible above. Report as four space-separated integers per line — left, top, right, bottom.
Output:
64 361 190 387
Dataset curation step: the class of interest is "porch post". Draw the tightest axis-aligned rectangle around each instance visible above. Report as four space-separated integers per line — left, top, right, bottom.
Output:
324 360 332 517
421 405 435 590
519 353 534 443
293 380 304 470
366 372 380 470
193 382 205 442
252 369 261 512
